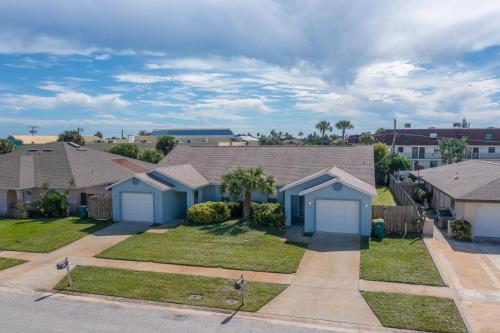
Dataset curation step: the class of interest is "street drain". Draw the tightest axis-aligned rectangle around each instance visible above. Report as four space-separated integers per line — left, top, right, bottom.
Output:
225 298 239 305
190 294 202 300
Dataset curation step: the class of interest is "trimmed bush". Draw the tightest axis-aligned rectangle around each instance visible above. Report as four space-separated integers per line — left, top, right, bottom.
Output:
449 220 471 241
252 202 284 228
9 201 30 219
226 201 243 218
32 188 70 218
187 201 230 224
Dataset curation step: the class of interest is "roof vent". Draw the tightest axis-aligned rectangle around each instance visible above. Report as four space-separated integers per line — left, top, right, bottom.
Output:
67 142 81 148
43 149 54 152
452 173 459 180
27 149 38 152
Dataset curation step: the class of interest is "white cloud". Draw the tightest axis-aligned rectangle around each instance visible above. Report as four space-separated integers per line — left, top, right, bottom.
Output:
1 90 129 111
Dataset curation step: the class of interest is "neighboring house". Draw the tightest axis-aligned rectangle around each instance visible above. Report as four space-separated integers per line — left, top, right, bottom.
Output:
236 135 260 145
414 160 500 239
375 128 500 170
0 142 154 216
150 128 235 145
8 135 58 145
108 146 376 236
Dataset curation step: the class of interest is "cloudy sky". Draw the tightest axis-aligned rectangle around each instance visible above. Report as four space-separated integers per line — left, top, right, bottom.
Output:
0 0 499 137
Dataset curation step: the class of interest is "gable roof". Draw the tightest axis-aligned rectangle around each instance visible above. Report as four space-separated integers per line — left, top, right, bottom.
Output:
151 128 234 137
0 142 155 189
154 164 209 189
160 145 375 187
294 167 377 197
414 160 500 202
107 172 173 191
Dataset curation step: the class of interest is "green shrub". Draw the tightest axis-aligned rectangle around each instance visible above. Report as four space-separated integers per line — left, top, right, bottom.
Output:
32 188 70 218
187 201 230 224
252 202 284 228
9 201 30 219
109 143 140 159
138 148 163 164
449 220 471 241
226 201 243 218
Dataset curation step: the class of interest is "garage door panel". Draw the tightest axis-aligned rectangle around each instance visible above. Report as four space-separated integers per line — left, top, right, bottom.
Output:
122 192 154 223
475 204 500 238
316 199 359 234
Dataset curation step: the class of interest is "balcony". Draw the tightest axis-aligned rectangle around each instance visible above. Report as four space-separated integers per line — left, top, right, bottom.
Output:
398 152 500 160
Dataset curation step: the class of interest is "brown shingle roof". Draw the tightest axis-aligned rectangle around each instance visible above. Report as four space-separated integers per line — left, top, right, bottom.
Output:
0 142 155 189
414 160 500 202
160 145 375 187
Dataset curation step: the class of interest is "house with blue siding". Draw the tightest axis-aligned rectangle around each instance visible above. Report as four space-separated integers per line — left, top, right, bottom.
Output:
107 145 377 236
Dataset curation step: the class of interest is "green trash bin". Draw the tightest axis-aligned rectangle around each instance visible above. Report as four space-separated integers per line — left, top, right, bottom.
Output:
372 218 385 240
79 205 88 219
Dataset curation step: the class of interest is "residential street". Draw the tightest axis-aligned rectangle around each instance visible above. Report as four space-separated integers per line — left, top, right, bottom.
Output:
0 287 354 333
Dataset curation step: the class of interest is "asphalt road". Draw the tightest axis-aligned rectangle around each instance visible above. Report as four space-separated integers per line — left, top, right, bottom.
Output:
0 288 337 333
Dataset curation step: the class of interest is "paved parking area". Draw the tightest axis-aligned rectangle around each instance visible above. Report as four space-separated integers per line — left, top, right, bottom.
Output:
424 227 500 333
259 233 381 327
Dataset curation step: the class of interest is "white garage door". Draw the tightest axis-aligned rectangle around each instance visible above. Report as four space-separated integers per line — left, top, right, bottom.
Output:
475 204 500 238
316 199 359 234
121 193 154 223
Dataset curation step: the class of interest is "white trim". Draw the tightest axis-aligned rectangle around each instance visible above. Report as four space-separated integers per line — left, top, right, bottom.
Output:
106 173 172 192
298 178 377 197
299 178 338 196
279 167 332 192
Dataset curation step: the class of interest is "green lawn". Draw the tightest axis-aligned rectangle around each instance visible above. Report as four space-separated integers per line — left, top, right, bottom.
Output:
0 217 112 253
56 266 286 312
362 292 466 333
0 257 27 270
98 220 306 273
372 186 396 206
360 236 444 286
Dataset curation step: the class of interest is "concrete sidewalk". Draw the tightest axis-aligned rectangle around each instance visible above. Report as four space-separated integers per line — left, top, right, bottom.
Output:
0 222 148 290
259 233 381 327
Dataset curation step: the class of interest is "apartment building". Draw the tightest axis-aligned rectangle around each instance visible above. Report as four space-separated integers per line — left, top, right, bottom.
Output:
150 128 235 145
378 128 500 170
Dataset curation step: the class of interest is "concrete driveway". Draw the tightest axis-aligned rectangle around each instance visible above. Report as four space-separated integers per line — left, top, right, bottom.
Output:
425 228 500 333
0 222 149 291
259 232 381 327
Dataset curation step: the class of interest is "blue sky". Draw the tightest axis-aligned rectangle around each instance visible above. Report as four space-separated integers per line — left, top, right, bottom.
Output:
0 0 499 138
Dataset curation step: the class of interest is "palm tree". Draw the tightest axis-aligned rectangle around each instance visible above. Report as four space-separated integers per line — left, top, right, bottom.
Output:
335 120 354 144
221 167 276 220
315 120 332 138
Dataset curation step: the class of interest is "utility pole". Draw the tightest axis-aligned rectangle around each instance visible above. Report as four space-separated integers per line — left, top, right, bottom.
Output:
29 126 38 136
121 129 124 139
391 118 397 154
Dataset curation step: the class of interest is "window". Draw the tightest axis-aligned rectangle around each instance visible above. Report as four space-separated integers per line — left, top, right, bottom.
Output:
430 161 438 168
485 133 493 140
489 147 496 153
398 147 404 153
194 190 199 204
80 193 87 205
403 134 411 141
186 139 192 144
433 148 440 153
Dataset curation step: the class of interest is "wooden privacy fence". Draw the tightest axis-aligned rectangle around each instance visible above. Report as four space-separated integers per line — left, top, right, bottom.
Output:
373 175 422 235
372 205 419 234
87 194 112 220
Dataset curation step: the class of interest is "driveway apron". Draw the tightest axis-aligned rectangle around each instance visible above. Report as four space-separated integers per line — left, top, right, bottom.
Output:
0 222 149 291
259 232 381 326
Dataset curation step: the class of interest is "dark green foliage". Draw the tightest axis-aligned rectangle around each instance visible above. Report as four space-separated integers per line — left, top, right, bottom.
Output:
0 139 14 155
58 130 85 145
414 187 432 205
226 201 243 218
187 201 231 224
32 186 70 218
156 135 177 155
251 203 285 228
449 220 471 241
109 143 140 159
139 148 163 164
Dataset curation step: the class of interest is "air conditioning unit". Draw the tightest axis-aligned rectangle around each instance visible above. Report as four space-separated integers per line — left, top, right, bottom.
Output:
430 133 438 139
